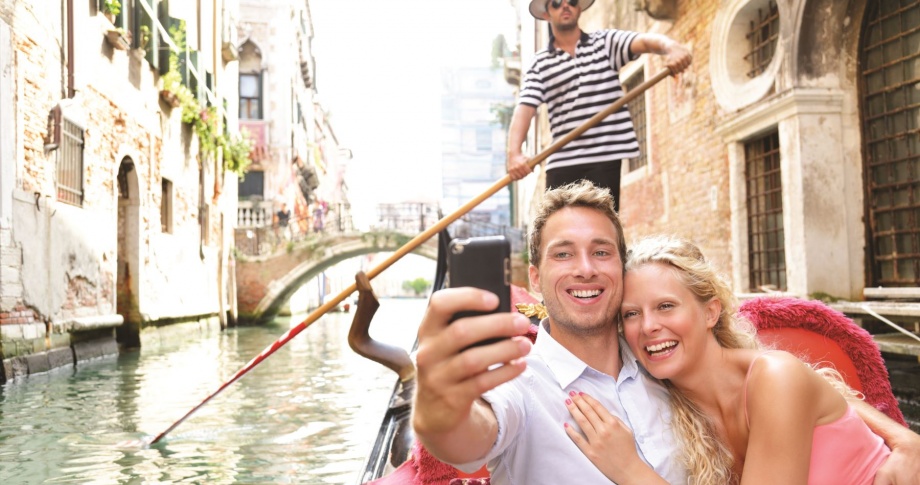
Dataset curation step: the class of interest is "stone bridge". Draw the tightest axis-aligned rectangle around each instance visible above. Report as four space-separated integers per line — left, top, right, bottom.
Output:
234 230 439 324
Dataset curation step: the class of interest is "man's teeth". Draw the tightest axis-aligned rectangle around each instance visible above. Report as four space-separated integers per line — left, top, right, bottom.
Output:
646 341 677 354
570 289 601 298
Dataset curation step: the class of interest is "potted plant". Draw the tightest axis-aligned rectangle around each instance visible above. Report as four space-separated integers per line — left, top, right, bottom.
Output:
159 69 183 107
138 25 151 50
101 0 121 23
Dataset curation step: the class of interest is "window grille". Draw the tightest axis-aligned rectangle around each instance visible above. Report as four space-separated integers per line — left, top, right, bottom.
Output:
623 71 648 172
56 118 84 206
745 130 785 291
744 0 779 78
861 0 920 286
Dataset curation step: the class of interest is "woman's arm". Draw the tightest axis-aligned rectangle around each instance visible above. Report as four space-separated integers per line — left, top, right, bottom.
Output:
741 353 826 485
565 392 668 485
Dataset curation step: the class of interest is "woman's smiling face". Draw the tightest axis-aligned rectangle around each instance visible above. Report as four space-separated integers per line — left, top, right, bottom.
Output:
620 262 720 380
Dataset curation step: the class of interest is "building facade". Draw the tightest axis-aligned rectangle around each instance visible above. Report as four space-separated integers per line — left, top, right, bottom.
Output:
511 0 919 302
0 0 242 381
234 0 351 257
441 67 515 229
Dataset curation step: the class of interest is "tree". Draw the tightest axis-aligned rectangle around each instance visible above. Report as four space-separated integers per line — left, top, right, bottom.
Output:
402 277 432 297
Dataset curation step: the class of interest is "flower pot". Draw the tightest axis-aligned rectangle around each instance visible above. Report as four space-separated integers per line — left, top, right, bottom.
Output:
105 29 130 50
160 89 181 108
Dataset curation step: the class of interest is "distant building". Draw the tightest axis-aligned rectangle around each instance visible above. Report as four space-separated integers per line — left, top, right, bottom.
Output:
0 0 242 381
234 0 351 256
441 67 515 233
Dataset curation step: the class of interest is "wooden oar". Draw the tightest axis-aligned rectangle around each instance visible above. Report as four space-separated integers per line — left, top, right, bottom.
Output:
149 67 673 445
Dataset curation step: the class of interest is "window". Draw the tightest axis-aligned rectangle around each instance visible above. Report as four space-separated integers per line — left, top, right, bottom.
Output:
239 72 261 119
161 178 173 233
861 0 920 286
57 117 84 206
238 170 264 198
623 71 648 172
744 0 779 79
745 131 785 291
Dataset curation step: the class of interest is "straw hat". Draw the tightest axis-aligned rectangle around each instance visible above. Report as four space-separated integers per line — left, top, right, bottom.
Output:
528 0 595 19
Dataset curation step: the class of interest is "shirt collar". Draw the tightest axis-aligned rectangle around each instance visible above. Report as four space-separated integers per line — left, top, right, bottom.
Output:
534 318 640 388
547 30 591 54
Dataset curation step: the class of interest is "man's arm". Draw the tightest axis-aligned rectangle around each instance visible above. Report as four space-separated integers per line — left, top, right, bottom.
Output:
412 288 532 464
630 33 692 75
849 399 920 485
506 104 537 181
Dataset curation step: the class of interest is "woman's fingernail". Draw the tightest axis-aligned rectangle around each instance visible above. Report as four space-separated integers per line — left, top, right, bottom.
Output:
565 399 572 405
569 390 576 397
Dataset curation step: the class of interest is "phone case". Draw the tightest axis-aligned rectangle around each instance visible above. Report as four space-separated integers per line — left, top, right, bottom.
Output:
448 236 511 347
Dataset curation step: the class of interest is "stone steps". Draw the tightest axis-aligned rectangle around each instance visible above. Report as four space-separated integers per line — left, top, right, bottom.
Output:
827 300 920 362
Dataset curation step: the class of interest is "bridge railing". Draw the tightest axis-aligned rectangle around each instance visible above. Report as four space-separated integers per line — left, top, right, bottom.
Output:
371 203 526 254
235 200 354 257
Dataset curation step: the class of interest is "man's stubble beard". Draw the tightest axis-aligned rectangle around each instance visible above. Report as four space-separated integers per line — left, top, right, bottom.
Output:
542 293 620 338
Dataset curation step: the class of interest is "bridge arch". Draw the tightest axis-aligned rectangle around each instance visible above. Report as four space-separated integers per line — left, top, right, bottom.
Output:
235 231 438 324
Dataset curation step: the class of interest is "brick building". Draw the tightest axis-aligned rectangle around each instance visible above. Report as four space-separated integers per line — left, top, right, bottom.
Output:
0 0 243 381
510 0 920 302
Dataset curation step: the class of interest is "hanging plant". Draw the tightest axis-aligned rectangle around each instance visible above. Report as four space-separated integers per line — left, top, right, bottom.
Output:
101 0 121 19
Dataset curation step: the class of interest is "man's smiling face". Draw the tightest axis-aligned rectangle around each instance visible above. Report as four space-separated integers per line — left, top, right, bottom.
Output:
529 206 623 337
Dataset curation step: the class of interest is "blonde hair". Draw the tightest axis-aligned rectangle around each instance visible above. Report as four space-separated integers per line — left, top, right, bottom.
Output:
529 180 626 268
626 236 861 483
625 235 758 484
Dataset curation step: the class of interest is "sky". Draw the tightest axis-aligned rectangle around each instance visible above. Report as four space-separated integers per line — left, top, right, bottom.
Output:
309 0 518 229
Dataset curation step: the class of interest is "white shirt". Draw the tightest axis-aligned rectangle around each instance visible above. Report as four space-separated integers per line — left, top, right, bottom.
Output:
453 320 686 484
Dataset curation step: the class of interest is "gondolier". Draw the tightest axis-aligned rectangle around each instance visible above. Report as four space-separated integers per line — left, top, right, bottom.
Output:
506 0 692 212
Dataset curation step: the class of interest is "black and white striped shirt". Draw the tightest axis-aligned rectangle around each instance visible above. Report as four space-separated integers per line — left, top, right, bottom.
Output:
519 30 640 170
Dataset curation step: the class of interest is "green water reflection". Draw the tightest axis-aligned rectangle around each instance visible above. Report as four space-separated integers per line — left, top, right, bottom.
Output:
0 298 423 484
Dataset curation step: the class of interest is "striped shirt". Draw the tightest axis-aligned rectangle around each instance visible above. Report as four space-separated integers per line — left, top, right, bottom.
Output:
519 30 640 170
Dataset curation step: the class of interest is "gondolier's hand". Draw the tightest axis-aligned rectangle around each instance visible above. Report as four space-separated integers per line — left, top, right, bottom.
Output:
664 42 692 76
507 152 533 181
412 288 531 462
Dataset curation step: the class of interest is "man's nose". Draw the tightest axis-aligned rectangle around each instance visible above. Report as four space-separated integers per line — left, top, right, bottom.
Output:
573 252 598 278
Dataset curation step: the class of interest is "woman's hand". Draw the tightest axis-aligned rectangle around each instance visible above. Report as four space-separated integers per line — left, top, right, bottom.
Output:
564 392 668 485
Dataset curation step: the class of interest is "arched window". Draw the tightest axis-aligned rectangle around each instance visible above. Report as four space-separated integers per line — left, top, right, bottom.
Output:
239 40 263 119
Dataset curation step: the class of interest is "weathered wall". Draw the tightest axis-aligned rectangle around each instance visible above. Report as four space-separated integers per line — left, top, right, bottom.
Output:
0 0 240 381
513 0 876 299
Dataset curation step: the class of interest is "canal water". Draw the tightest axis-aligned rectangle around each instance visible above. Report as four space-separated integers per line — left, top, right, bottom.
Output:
0 298 425 485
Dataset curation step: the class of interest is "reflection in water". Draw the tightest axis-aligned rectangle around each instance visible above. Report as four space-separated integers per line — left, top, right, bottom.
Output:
0 298 423 484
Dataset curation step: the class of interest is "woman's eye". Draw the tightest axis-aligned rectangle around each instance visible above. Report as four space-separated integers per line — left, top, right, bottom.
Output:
622 311 638 319
659 302 674 310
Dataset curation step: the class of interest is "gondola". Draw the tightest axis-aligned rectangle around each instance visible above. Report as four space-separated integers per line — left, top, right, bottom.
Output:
350 231 908 485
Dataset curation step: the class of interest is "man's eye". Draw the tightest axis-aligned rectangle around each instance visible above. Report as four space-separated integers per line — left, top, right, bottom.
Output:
594 250 609 257
554 252 571 259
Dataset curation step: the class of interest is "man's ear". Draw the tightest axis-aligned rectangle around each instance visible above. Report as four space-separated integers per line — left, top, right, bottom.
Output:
529 264 542 296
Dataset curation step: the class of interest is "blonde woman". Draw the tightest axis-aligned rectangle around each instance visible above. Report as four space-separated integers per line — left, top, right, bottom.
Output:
564 235 893 484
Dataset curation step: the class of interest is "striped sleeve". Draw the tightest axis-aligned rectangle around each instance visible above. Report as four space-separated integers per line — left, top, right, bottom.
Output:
518 57 546 108
606 29 640 71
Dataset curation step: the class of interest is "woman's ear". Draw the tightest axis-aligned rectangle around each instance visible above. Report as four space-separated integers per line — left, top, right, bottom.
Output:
705 298 722 330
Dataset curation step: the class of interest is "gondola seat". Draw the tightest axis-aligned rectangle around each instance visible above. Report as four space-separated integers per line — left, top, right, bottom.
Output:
739 296 906 425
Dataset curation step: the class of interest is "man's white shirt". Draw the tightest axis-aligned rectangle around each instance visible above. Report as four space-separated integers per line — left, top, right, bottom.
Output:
452 320 686 484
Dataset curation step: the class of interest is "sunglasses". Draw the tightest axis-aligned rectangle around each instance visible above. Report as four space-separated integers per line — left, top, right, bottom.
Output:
548 0 578 9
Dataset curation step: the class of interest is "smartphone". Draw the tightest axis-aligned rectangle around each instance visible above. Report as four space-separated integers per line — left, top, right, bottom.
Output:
448 235 512 347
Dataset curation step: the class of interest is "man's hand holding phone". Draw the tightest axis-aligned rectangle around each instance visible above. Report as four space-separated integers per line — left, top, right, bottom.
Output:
412 286 533 459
